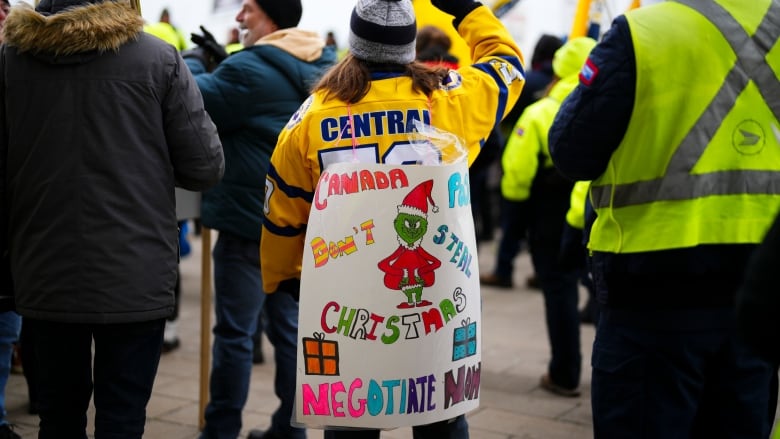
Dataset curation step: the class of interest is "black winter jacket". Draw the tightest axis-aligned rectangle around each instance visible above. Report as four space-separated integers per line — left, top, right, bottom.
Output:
0 0 224 323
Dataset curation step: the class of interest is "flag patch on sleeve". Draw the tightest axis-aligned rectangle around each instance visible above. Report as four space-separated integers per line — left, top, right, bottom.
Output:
579 58 599 86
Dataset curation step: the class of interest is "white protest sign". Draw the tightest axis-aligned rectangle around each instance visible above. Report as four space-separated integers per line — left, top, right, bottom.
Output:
295 161 481 430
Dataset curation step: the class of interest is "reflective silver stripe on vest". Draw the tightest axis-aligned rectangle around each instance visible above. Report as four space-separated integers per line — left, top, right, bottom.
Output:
592 0 780 209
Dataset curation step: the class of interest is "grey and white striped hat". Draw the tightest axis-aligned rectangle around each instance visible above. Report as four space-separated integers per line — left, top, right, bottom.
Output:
349 0 417 65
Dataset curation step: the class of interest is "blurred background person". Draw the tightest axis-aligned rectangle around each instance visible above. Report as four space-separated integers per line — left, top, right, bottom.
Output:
498 37 596 396
324 30 337 50
144 7 188 51
415 24 459 68
481 33 562 290
226 26 242 54
499 34 562 139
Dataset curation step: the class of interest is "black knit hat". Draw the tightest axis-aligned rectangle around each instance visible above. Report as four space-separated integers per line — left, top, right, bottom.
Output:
254 0 302 30
349 0 417 65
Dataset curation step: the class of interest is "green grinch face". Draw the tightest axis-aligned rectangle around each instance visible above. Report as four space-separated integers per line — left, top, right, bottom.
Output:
394 212 428 245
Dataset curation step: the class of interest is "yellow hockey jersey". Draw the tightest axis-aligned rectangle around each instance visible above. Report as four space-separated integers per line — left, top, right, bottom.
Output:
261 5 525 293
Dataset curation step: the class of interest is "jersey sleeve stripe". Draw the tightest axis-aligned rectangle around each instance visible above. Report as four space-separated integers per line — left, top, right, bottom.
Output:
504 55 525 75
268 164 314 202
473 61 510 127
263 217 307 237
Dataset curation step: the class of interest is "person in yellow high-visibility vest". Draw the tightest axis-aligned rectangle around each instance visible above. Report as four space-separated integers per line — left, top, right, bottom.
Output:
143 8 188 51
488 36 596 398
480 34 562 291
550 0 780 437
225 27 243 54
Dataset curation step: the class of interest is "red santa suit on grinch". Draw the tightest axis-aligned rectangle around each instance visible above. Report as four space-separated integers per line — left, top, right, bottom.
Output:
378 180 442 309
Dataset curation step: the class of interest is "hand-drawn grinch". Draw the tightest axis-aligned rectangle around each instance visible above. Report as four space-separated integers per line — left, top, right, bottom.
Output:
378 180 442 309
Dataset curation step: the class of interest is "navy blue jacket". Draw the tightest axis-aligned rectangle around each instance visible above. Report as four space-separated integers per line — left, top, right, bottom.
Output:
549 16 755 310
737 212 780 363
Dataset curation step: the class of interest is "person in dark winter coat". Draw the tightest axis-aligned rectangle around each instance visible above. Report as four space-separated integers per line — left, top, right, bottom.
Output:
0 0 224 436
182 0 336 438
499 34 562 140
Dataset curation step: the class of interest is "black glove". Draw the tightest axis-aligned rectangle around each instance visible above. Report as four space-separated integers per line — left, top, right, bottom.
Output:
190 25 229 65
181 46 221 73
430 0 481 26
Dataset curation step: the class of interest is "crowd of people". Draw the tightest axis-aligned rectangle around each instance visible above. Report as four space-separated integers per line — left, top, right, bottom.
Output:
0 0 778 438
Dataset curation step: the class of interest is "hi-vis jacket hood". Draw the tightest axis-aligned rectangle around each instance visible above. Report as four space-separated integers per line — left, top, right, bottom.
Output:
3 0 142 63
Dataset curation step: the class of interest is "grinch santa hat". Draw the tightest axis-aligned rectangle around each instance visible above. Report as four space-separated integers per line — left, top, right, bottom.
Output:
398 180 439 217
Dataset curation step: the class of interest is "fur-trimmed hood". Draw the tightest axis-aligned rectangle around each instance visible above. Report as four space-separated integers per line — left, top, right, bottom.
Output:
3 0 143 61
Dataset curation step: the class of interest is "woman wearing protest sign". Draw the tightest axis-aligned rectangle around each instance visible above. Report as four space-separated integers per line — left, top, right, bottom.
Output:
260 0 524 437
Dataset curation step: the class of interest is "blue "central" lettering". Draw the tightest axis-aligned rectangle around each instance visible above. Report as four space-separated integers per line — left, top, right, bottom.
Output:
320 109 431 142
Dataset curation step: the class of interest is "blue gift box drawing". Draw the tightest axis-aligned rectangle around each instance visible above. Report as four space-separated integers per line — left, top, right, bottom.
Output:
452 318 477 361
